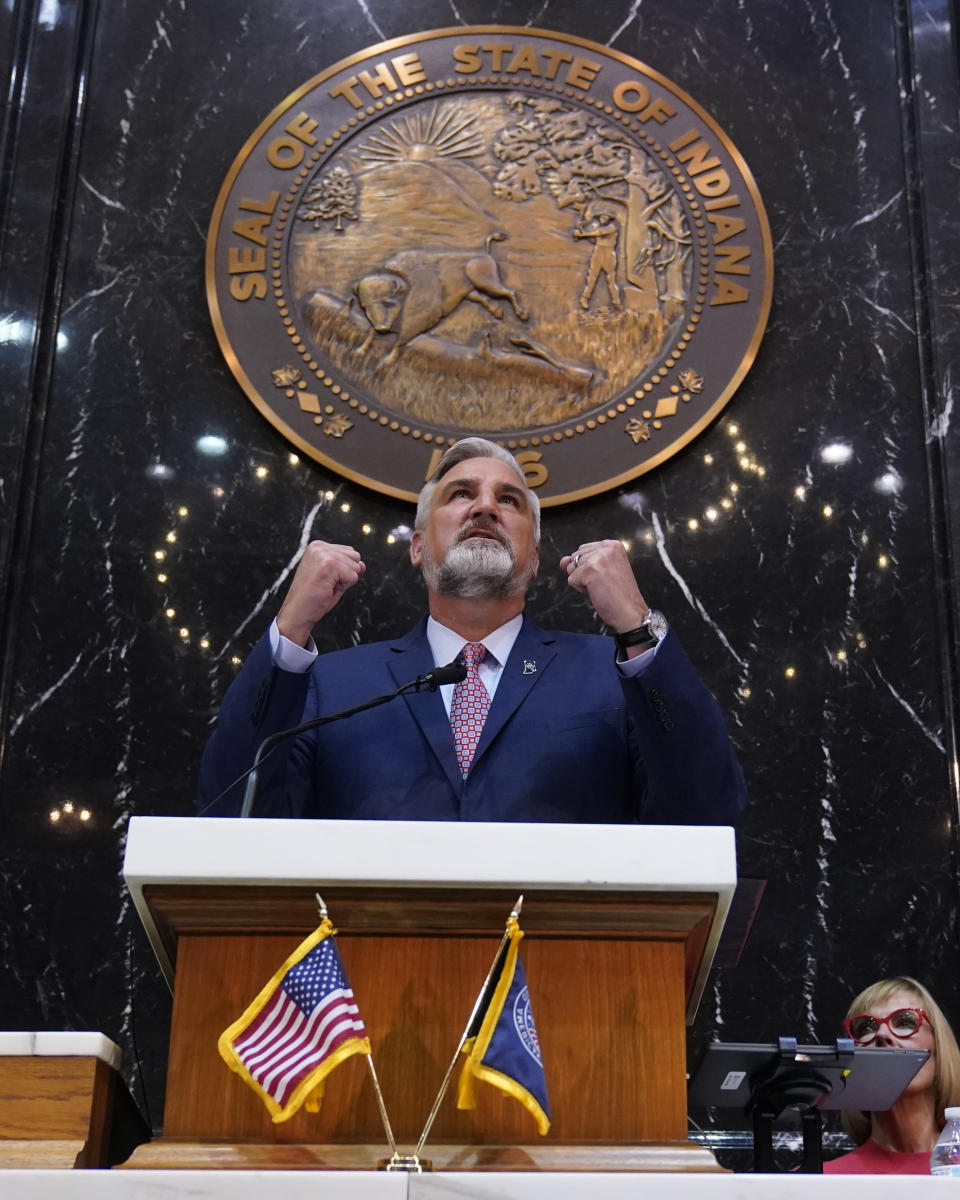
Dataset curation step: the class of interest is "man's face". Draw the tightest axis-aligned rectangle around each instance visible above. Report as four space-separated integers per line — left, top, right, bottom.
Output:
410 457 540 600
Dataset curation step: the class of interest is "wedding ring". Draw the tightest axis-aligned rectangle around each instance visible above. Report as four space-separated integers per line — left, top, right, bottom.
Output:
573 552 582 568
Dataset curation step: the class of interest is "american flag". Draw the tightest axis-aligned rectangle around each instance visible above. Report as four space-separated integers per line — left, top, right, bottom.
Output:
220 927 369 1122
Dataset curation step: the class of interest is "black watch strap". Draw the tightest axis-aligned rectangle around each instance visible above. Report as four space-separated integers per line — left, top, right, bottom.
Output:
614 625 659 652
613 609 668 653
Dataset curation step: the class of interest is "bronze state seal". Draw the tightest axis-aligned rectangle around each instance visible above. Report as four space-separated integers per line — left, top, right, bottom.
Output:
207 27 772 505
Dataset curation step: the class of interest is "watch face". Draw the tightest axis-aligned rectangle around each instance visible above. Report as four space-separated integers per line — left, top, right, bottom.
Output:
646 610 669 641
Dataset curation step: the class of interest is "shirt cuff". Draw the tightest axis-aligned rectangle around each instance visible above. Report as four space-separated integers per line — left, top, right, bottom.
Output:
616 635 663 677
269 618 318 672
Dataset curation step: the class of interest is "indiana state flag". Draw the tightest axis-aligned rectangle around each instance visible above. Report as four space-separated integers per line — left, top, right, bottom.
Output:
457 915 551 1135
218 918 370 1124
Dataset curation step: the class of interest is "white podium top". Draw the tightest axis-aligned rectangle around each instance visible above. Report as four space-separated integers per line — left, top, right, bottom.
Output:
124 817 736 1011
0 1031 120 1070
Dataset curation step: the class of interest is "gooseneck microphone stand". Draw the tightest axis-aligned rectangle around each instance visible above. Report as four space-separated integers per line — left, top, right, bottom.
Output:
238 658 466 818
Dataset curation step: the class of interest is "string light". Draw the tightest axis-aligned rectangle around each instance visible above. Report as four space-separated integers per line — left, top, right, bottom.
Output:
822 505 834 519
155 455 322 660
48 802 92 826
340 502 351 513
784 667 796 679
685 423 766 532
878 554 890 568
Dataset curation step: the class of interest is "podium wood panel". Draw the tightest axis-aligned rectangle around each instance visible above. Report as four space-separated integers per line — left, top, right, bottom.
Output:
0 1057 112 1167
160 885 711 1147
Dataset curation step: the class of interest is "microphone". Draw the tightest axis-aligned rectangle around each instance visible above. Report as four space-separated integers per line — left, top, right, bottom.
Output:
412 656 467 690
238 657 467 818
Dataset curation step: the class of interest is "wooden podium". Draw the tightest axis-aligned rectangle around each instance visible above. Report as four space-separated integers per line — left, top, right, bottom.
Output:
122 817 735 1172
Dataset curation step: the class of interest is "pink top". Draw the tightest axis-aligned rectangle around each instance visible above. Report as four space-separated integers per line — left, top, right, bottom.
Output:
823 1138 931 1174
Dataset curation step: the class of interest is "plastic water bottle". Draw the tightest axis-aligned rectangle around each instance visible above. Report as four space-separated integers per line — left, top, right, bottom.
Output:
931 1107 960 1176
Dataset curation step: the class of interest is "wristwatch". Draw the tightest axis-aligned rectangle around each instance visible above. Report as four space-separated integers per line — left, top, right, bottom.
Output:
614 609 668 653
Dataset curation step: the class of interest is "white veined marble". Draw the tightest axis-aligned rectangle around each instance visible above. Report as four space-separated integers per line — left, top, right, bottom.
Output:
0 1031 120 1070
0 1170 956 1198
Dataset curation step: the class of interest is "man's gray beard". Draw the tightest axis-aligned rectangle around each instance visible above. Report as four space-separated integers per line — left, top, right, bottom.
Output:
422 537 528 600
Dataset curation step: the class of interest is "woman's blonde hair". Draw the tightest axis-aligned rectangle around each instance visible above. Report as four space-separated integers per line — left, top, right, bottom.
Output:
842 976 960 1144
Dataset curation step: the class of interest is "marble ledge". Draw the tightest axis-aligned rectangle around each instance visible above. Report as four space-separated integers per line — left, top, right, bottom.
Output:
123 817 737 893
0 1032 120 1070
0 1171 954 1198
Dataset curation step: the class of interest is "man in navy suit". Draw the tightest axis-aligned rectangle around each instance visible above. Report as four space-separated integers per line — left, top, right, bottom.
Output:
198 437 746 824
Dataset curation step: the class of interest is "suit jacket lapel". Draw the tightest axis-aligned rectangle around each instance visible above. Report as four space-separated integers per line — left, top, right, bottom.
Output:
386 620 463 793
471 617 557 770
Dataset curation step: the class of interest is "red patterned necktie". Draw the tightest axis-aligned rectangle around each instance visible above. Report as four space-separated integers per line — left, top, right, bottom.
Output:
450 642 491 778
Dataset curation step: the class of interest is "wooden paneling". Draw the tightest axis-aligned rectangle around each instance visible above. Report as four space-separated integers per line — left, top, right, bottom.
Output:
164 930 688 1145
122 1140 724 1171
0 1056 113 1167
140 880 720 1167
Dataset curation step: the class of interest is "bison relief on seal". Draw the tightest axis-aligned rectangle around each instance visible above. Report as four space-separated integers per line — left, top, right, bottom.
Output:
347 232 528 365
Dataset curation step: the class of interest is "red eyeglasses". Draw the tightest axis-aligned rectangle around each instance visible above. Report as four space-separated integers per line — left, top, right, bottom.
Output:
843 1007 928 1045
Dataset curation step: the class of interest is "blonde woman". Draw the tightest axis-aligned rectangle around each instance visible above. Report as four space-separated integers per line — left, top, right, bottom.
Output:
824 976 960 1174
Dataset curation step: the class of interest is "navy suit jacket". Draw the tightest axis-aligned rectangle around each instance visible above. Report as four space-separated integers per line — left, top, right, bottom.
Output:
198 616 746 825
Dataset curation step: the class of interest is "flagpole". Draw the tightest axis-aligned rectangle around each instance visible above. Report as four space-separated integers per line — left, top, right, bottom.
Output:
411 895 523 1162
314 895 400 1164
365 1055 400 1158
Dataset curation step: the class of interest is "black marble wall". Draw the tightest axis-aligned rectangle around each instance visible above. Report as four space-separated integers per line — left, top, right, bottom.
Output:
2 0 959 1160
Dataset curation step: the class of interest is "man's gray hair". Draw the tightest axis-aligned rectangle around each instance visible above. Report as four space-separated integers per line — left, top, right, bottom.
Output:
415 437 541 542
